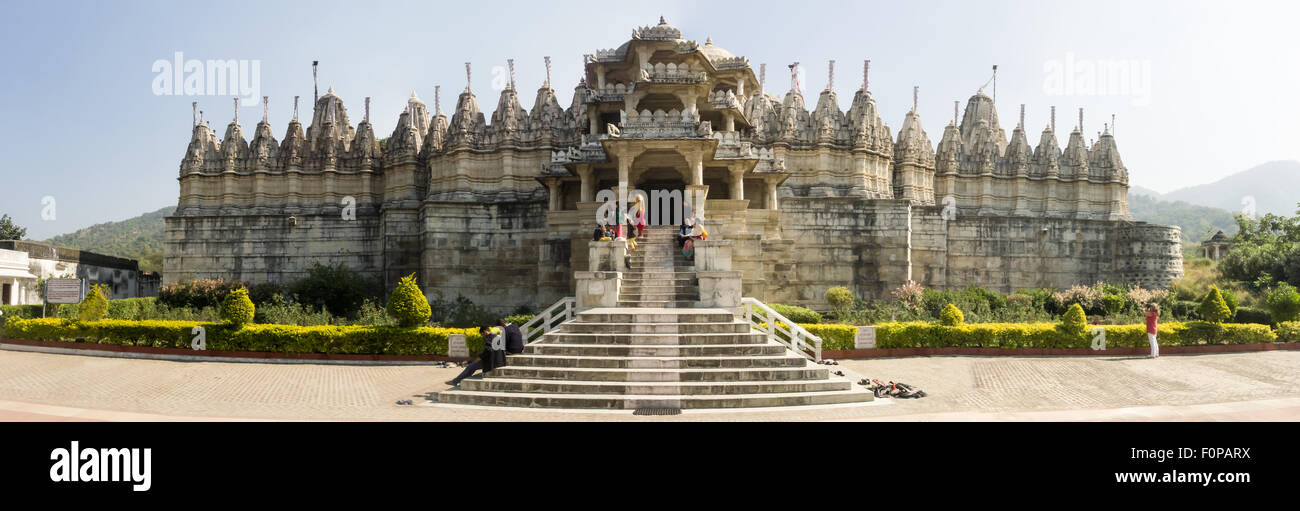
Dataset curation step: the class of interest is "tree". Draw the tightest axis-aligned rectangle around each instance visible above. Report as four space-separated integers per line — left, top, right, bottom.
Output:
1266 283 1300 323
387 273 431 328
1060 303 1088 336
1219 210 1300 288
0 214 26 240
939 303 964 327
285 263 378 318
77 284 109 322
1198 286 1232 324
220 287 255 326
825 286 854 318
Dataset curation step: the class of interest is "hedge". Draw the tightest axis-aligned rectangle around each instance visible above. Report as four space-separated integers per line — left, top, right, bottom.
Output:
2 318 484 356
874 321 1278 349
1274 322 1300 342
760 322 858 351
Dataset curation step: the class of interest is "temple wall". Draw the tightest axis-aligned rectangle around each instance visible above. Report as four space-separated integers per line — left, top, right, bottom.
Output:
419 201 550 314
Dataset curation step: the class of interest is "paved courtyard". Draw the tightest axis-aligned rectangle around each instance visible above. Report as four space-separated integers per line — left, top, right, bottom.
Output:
1 348 1298 421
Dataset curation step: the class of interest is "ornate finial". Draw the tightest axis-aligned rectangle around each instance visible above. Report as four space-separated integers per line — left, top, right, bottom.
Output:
1050 105 1056 133
192 101 197 127
507 59 516 90
912 86 918 114
199 109 204 125
953 100 958 125
435 85 442 115
862 60 870 92
544 56 552 88
992 64 998 105
759 63 766 94
706 36 713 45
659 15 666 24
364 97 370 123
827 60 834 91
1111 114 1116 136
1079 107 1084 132
788 62 800 93
293 96 300 122
465 62 472 92
233 97 239 125
262 96 268 123
1019 104 1025 129
312 61 319 102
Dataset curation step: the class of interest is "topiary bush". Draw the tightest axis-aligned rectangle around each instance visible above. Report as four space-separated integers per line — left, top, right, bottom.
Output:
1266 283 1300 323
219 287 256 326
77 284 110 322
825 286 855 315
1058 303 1088 341
768 303 823 324
1199 287 1232 324
939 303 964 326
1101 294 1125 316
1233 306 1272 326
387 273 431 328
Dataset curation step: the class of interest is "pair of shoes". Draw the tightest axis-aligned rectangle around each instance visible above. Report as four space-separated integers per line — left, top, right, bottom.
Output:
444 380 458 386
395 400 414 406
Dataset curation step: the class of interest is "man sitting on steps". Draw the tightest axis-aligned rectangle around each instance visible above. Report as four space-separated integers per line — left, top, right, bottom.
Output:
499 318 525 354
445 326 506 386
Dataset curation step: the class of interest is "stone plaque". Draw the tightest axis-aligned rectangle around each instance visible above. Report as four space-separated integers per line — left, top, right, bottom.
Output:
448 334 469 358
45 278 83 305
855 326 876 349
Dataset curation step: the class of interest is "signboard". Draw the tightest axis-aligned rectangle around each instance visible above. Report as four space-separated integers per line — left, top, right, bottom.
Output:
855 326 876 350
45 278 84 305
448 334 469 358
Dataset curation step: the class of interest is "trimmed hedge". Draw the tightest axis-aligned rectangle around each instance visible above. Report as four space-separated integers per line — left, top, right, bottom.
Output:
875 321 1278 349
768 304 823 324
3 318 484 356
760 322 859 351
1278 322 1300 342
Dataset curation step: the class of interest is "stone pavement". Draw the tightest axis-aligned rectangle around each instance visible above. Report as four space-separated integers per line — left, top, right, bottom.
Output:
1 348 1298 421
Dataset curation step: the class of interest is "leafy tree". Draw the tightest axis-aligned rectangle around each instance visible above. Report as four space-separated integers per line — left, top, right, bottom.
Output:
286 263 378 318
0 214 27 240
387 273 431 328
1219 209 1300 288
77 284 109 322
220 287 255 326
939 303 964 326
1266 283 1300 323
1198 286 1232 324
825 286 854 318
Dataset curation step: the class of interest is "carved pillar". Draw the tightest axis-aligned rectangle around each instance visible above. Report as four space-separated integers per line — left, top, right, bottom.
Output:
577 164 594 202
766 179 779 210
723 111 735 132
729 167 744 201
587 109 598 135
546 179 561 211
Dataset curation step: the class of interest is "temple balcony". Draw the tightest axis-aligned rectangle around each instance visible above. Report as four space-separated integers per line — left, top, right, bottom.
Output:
585 83 636 103
550 137 609 163
638 63 708 84
611 109 711 139
708 89 743 111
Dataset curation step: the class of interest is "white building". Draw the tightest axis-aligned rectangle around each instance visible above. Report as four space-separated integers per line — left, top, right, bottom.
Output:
0 248 39 305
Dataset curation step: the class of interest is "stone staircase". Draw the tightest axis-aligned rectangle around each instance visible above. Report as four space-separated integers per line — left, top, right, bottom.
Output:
436 225 874 410
618 225 698 308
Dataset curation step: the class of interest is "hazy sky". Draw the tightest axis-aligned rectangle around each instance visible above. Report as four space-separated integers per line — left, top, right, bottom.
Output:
2 0 1297 239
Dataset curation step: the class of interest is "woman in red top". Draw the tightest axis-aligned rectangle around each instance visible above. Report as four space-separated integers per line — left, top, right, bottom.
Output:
1144 303 1160 358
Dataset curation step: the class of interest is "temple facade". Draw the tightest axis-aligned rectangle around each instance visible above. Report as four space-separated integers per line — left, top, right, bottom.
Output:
165 18 1183 312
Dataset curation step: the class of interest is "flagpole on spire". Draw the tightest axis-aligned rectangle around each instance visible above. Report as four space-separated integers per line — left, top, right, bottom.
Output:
862 59 870 92
1079 107 1084 132
953 100 958 126
262 96 268 124
1050 106 1056 133
465 62 472 93
293 96 299 122
364 97 370 123
827 60 834 91
507 58 516 91
912 86 918 114
233 98 239 125
789 62 800 93
192 101 197 128
544 56 552 89
1019 104 1025 130
435 85 442 116
312 61 319 102
759 63 766 94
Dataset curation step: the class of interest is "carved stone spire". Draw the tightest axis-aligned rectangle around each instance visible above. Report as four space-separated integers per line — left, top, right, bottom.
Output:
544 56 551 88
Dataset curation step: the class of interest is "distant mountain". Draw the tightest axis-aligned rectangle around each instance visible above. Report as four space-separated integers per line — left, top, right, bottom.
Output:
1128 185 1162 200
45 206 173 273
1128 192 1237 244
1158 160 1300 218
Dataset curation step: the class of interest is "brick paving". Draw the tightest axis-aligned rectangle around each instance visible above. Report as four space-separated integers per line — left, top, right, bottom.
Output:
1 348 1298 421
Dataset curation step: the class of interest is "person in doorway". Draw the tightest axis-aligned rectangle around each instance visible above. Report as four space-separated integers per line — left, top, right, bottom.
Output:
445 326 506 386
1144 303 1161 359
634 196 647 238
499 317 525 354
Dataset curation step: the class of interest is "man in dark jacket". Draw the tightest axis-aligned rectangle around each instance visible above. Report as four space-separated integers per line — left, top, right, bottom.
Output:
445 326 507 386
499 318 525 354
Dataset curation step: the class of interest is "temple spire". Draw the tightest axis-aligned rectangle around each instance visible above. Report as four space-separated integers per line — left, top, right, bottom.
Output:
465 62 472 92
262 96 268 123
544 56 552 88
192 101 197 127
312 61 319 102
862 59 870 92
233 98 239 125
507 58 516 90
827 60 834 91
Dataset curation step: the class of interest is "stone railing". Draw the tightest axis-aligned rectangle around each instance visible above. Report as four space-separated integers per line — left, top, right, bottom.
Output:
711 131 757 159
742 298 824 362
521 297 576 343
753 147 786 172
591 48 623 62
712 56 751 70
586 83 635 103
639 63 708 83
575 239 627 310
708 89 741 110
550 142 608 164
617 110 710 139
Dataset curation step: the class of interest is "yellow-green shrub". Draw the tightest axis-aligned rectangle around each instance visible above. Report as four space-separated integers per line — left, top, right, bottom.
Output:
758 322 858 351
1278 321 1300 342
387 273 431 328
220 288 255 325
939 304 964 326
78 285 109 322
875 321 1277 349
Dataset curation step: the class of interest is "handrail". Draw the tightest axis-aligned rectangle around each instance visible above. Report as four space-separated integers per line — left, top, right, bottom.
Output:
522 297 577 344
741 297 823 362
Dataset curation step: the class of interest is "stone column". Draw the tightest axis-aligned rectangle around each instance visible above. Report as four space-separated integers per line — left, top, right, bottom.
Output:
546 179 561 211
729 168 744 201
723 111 735 132
577 165 594 203
587 109 599 135
765 179 779 210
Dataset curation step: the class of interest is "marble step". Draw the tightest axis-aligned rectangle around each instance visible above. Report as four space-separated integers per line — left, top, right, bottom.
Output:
616 300 699 308
617 293 701 301
523 343 786 357
506 354 808 369
575 308 734 323
536 332 769 345
483 365 832 382
456 378 852 396
559 322 751 334
438 389 871 409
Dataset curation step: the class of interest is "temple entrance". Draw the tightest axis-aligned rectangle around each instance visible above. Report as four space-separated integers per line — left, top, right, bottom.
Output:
636 168 689 226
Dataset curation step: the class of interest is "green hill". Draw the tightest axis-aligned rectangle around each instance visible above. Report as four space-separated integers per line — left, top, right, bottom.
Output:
1127 193 1236 244
45 206 174 273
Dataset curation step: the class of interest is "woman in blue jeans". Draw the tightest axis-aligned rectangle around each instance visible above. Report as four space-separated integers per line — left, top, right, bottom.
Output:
445 326 507 386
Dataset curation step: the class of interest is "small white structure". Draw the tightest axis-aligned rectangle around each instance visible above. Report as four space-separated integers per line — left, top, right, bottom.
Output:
0 248 39 305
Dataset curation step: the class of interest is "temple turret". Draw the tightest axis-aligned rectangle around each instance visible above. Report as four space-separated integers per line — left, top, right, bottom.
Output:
221 120 249 172
446 89 486 149
247 119 280 171
892 109 936 204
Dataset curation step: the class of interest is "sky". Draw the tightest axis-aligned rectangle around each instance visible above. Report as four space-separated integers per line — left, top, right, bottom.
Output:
1 0 1298 239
